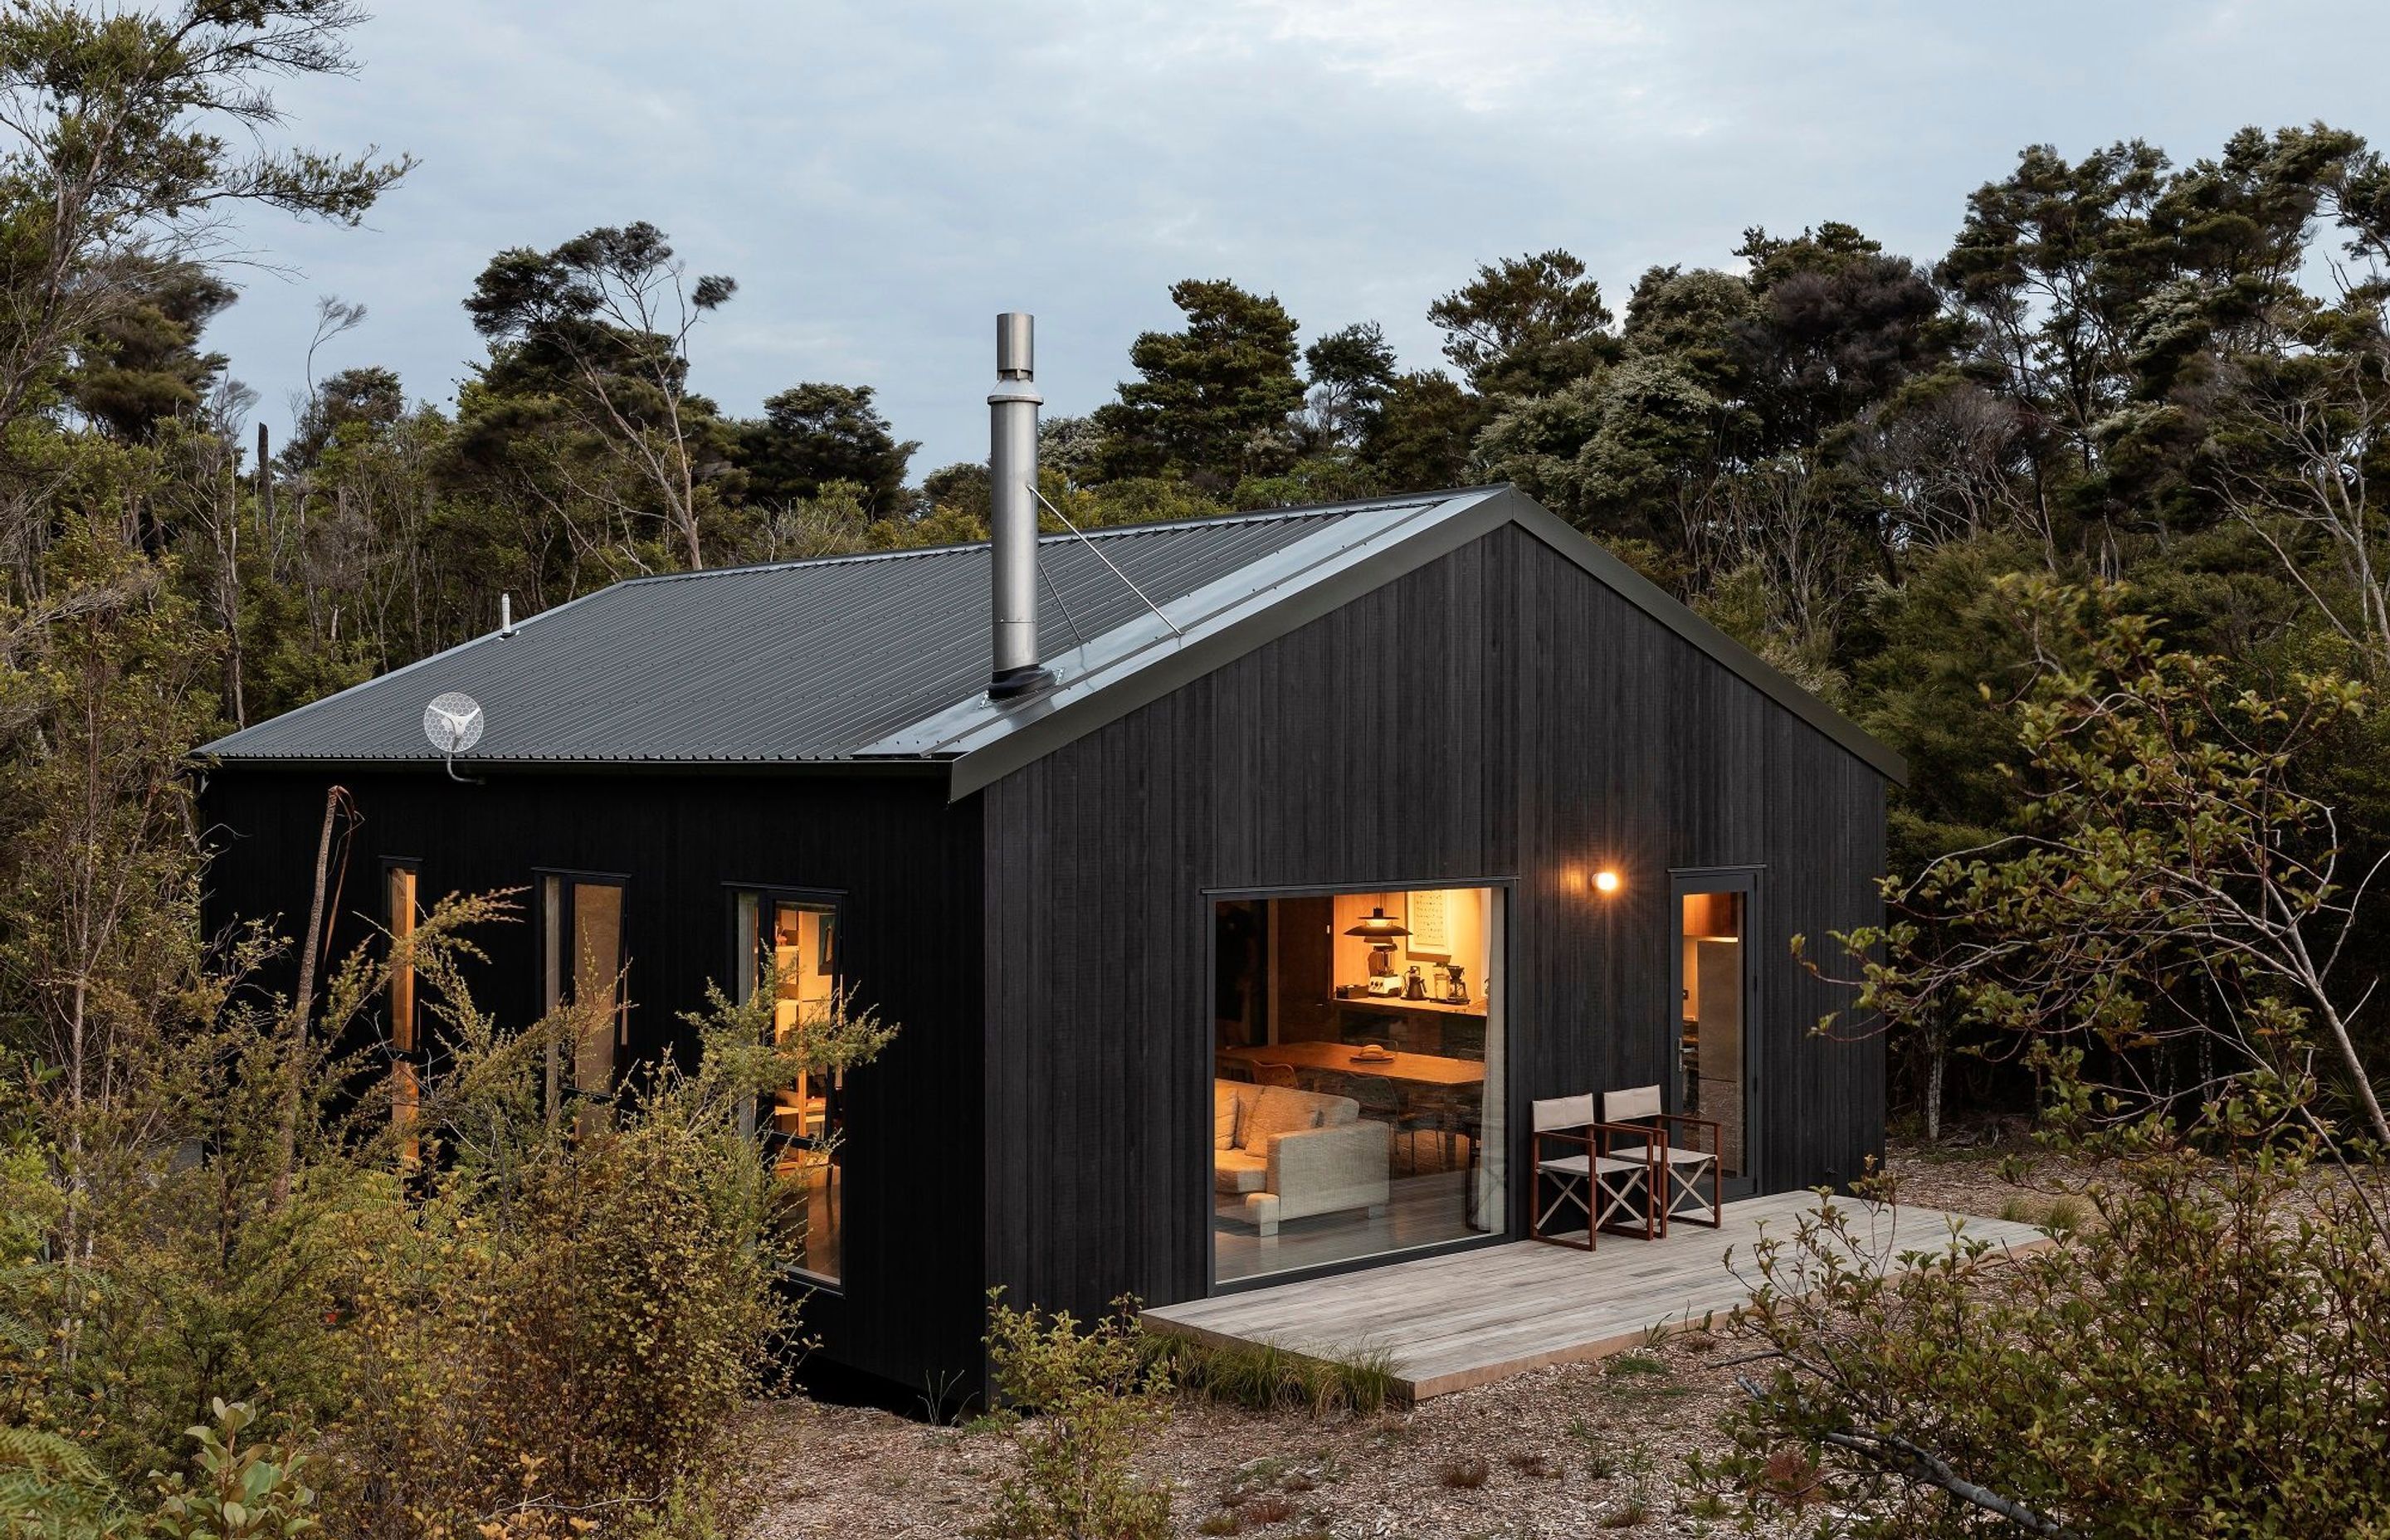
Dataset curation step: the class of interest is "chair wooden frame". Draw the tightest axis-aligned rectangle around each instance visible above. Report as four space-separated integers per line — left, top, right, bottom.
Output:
1529 1094 1667 1250
1600 1084 1723 1234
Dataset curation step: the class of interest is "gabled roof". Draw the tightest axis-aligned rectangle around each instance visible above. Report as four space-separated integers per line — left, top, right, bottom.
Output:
201 486 1908 792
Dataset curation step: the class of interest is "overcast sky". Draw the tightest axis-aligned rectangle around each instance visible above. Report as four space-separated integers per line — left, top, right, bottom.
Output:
211 0 2390 474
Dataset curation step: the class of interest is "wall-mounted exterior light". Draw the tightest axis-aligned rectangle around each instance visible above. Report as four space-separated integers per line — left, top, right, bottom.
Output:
1593 869 1622 895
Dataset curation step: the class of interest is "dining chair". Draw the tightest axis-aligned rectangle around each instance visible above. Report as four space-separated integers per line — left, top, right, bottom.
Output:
1251 1061 1299 1088
1600 1084 1722 1232
1528 1094 1664 1250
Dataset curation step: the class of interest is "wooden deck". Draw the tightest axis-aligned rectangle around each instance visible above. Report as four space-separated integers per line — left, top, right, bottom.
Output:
1146 1192 2046 1401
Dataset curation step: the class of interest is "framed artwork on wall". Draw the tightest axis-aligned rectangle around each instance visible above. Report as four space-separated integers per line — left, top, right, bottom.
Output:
1406 889 1451 958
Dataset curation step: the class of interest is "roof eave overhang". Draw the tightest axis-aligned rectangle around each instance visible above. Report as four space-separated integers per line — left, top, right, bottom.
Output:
194 754 951 779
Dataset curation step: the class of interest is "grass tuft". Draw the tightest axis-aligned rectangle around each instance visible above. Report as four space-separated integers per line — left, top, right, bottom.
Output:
1142 1330 1397 1417
1436 1455 1490 1489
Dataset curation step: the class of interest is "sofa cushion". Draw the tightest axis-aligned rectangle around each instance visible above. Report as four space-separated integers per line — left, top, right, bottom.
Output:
1241 1084 1359 1146
1213 1149 1267 1194
1213 1083 1243 1151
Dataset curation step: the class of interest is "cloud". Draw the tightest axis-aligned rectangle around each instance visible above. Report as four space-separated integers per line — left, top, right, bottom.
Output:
202 0 2390 475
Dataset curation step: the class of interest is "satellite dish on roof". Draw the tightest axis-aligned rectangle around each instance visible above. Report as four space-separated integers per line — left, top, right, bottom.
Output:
424 692 485 782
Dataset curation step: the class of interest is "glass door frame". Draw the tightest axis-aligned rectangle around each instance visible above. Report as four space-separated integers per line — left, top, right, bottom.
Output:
1669 865 1763 1201
1197 874 1519 1296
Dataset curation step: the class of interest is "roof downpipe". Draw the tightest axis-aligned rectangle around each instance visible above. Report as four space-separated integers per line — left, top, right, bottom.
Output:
988 311 1053 700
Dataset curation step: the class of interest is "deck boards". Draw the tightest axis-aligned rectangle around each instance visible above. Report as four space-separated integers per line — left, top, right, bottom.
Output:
1144 1192 2047 1399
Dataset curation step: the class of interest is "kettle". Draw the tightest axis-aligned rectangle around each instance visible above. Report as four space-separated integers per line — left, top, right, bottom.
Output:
1402 965 1427 1001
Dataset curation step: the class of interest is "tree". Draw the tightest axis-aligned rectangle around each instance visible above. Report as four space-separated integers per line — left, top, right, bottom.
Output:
1427 250 1617 398
1733 223 1948 456
1816 576 2386 1147
1302 321 1397 449
1938 141 2173 479
61 256 234 442
0 0 410 458
734 382 916 516
1358 371 1489 492
464 222 737 570
1092 280 1305 492
279 365 404 473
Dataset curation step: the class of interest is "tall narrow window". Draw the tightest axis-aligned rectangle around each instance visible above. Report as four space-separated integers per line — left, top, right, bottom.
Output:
1678 885 1752 1193
386 862 420 1165
734 889 844 1285
541 874 627 1104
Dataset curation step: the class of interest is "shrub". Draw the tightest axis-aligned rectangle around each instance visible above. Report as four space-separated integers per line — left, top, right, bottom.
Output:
1723 1119 2390 1538
978 1292 1171 1540
0 890 895 1539
149 1401 318 1539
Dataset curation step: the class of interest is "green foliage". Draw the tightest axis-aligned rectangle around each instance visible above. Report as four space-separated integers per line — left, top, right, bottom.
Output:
149 1401 316 1540
462 221 739 569
1427 250 1618 398
1093 279 1305 493
1301 321 1397 449
734 382 918 516
0 876 895 1538
1817 575 2385 1143
1714 1125 2390 1538
978 1293 1171 1540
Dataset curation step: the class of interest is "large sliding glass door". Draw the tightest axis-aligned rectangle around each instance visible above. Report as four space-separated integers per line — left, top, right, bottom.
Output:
1209 884 1507 1287
1675 872 1757 1197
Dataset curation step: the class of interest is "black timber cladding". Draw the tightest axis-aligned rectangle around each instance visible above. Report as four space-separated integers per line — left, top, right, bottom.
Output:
980 523 1887 1318
198 767 988 1395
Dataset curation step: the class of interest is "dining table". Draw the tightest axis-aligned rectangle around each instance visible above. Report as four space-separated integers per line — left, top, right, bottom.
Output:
1218 1040 1484 1088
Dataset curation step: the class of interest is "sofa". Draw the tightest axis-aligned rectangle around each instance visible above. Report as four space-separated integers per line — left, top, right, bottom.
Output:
1213 1079 1391 1236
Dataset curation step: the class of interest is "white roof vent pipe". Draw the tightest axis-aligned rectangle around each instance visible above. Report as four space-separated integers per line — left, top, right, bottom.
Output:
987 311 1054 699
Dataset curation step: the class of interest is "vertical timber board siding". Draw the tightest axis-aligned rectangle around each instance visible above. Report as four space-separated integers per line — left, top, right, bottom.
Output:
983 523 1886 1318
197 768 986 1394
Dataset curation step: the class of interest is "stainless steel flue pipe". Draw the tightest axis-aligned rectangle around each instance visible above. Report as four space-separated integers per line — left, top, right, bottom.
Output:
987 311 1052 699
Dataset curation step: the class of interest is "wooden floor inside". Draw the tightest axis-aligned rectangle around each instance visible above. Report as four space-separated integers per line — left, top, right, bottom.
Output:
1146 1192 2046 1401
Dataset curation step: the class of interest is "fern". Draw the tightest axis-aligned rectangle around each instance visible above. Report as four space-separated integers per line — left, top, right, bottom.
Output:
0 1421 128 1539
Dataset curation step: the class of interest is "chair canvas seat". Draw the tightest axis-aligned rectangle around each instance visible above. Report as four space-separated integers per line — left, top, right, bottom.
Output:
1539 1153 1655 1178
1612 1142 1716 1167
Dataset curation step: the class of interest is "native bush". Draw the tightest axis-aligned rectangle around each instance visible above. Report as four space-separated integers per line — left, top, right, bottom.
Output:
1706 1114 2390 1538
978 1292 1172 1540
0 885 894 1539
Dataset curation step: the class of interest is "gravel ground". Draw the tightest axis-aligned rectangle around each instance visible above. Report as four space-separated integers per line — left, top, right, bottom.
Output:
731 1144 2053 1539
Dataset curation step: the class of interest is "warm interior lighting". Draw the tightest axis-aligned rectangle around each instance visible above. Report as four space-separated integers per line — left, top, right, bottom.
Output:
1593 870 1622 894
1342 906 1412 939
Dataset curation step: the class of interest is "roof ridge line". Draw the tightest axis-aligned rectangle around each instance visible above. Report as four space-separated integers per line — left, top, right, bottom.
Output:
609 495 1465 589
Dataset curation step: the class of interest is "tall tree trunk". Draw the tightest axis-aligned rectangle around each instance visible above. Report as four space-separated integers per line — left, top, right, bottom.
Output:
271 787 345 1209
1924 1032 1945 1146
219 458 245 728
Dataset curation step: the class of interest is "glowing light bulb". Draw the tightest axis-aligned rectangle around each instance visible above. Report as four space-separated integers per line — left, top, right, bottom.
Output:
1593 869 1622 895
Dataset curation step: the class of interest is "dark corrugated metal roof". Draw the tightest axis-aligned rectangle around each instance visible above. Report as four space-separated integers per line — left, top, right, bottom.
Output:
201 487 1910 786
200 498 1435 765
